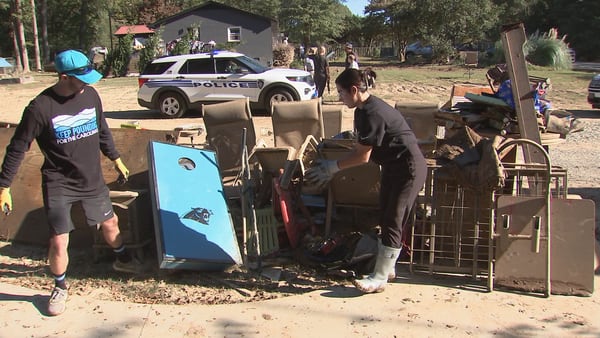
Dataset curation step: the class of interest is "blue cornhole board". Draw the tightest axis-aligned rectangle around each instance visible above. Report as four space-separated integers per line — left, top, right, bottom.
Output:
148 141 242 270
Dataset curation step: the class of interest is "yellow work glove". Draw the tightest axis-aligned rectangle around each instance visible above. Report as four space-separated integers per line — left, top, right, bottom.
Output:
113 158 130 182
0 187 12 215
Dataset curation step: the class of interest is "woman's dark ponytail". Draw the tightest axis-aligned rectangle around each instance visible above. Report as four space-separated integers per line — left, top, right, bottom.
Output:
335 68 375 93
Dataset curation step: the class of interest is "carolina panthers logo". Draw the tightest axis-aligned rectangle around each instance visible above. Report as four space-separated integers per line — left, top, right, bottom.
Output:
182 207 213 225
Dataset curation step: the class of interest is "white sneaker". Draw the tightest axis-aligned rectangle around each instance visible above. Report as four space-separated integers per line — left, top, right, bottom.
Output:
47 287 68 316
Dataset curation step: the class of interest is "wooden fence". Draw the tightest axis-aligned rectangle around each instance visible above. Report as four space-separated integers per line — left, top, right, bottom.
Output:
328 46 397 60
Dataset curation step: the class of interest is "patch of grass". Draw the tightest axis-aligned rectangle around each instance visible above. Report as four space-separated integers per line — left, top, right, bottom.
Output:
355 57 591 91
528 67 592 90
375 65 488 84
97 75 138 89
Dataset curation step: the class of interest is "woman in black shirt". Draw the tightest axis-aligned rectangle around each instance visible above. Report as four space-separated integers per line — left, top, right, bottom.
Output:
306 68 427 293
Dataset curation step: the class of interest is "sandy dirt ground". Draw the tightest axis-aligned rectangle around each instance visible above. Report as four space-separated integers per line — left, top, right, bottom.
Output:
0 68 599 336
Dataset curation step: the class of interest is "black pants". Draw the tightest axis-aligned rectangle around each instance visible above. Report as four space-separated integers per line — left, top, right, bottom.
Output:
379 154 427 248
314 75 327 98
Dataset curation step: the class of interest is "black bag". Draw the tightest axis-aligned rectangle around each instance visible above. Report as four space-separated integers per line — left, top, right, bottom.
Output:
303 231 379 276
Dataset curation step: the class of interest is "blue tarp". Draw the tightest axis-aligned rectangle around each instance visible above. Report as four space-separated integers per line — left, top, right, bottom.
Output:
0 58 13 68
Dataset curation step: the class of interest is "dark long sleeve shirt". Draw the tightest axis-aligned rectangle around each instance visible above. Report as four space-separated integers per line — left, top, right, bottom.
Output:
0 86 119 195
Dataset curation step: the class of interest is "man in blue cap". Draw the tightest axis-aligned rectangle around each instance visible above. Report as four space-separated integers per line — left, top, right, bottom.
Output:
0 49 142 316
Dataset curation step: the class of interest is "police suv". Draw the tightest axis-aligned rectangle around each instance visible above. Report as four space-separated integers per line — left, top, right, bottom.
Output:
137 51 316 118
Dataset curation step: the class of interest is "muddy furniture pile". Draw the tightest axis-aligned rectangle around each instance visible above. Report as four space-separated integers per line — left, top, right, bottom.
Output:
147 98 351 269
408 23 595 297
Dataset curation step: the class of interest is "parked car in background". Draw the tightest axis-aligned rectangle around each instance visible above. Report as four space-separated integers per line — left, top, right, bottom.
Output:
404 41 433 61
137 51 316 118
588 74 600 109
567 48 576 63
405 41 496 62
455 41 495 58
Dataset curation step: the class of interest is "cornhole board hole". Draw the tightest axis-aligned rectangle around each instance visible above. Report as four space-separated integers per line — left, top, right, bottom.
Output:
148 141 242 270
495 196 595 296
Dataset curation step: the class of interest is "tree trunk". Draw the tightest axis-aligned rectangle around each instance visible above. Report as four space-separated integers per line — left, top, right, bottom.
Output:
79 0 89 50
10 25 23 73
15 0 31 73
30 0 42 71
40 0 49 65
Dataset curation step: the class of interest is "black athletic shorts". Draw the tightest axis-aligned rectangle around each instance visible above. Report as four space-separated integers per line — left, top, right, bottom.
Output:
43 185 114 236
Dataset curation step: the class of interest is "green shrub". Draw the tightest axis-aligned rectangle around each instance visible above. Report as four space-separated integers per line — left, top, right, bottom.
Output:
525 28 573 70
488 41 505 65
272 43 294 67
289 59 303 70
371 47 381 58
171 37 190 56
105 34 133 77
139 27 164 73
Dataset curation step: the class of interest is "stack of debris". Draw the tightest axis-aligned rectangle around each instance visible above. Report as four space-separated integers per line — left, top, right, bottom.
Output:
436 64 582 140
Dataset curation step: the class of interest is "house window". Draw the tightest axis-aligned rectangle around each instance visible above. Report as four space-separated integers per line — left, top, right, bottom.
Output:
228 27 241 42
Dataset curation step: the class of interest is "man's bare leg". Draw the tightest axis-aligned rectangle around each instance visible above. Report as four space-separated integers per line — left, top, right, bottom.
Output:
48 232 69 277
47 232 69 316
100 214 122 248
101 214 142 273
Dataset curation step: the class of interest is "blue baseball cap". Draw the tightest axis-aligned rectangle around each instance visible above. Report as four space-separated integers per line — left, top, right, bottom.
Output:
54 50 102 84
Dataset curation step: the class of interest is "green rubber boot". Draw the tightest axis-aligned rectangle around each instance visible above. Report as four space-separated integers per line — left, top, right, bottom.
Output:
353 244 401 293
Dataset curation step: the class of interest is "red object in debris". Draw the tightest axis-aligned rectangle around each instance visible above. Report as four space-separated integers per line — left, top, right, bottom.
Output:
272 175 307 249
319 238 337 255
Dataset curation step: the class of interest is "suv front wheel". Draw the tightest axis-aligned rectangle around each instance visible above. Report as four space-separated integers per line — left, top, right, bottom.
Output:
158 92 187 118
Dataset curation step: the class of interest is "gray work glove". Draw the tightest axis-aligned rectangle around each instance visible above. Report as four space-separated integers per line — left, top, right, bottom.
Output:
304 159 340 190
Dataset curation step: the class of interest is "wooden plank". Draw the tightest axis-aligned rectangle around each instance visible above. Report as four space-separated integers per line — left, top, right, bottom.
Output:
450 84 494 97
501 23 546 165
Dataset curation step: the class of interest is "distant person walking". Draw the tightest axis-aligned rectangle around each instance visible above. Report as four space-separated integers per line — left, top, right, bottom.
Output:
344 43 359 70
348 53 359 69
304 47 316 77
313 45 330 97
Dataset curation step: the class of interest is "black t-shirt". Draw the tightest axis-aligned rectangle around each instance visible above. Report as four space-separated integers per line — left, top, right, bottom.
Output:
354 95 421 165
312 54 329 79
0 86 120 195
